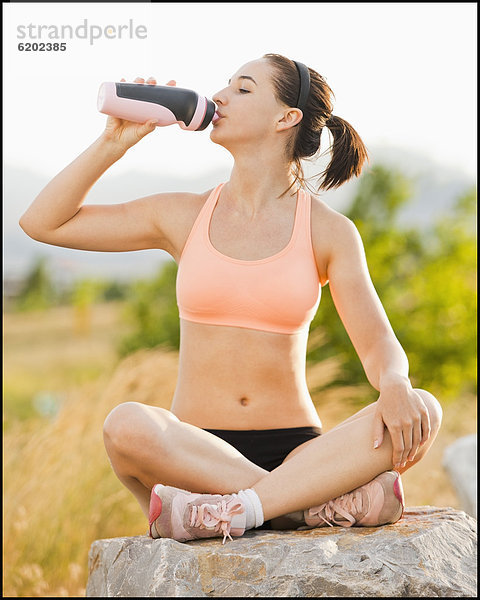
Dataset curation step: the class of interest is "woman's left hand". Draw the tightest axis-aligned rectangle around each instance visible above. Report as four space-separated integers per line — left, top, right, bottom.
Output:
372 380 431 468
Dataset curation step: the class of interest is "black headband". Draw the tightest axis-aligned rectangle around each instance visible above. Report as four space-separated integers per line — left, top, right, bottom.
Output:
293 60 311 113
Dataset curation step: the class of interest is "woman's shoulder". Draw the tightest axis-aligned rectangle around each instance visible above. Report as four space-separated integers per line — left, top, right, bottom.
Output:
154 186 216 261
308 192 363 285
159 186 213 209
309 192 359 239
153 186 215 224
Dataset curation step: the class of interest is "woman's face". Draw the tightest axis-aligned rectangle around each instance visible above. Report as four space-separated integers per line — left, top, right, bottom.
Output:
210 58 289 152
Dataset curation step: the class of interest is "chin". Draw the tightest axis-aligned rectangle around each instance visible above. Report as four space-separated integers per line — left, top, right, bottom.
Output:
209 128 229 149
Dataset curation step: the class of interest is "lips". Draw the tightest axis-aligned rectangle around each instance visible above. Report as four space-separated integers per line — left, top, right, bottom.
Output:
212 111 225 124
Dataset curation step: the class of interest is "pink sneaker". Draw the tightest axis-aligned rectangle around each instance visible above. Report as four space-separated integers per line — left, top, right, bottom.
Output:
149 484 246 544
302 470 404 529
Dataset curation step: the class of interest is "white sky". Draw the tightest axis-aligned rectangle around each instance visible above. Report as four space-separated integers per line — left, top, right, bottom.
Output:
2 2 477 181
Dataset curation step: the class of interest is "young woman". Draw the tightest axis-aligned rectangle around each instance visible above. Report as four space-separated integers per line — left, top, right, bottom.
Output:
20 53 442 544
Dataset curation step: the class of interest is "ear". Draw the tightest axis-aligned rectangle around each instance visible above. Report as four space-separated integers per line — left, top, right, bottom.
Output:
276 108 303 132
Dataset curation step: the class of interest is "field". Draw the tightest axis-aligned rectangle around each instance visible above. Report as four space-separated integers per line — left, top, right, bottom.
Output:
3 302 477 597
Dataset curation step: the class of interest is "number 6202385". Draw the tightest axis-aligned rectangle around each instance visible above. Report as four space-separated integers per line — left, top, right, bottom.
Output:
18 42 67 51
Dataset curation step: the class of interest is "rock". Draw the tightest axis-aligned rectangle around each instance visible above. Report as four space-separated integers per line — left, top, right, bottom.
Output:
86 506 477 597
443 434 477 518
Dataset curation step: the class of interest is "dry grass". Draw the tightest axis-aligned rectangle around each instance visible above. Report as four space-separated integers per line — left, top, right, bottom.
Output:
3 303 477 597
3 345 180 597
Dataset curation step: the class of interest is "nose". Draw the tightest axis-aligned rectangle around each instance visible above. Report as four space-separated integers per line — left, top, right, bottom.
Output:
212 87 228 107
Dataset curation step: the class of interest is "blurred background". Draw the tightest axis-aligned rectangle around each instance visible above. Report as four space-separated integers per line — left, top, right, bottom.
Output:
3 2 477 596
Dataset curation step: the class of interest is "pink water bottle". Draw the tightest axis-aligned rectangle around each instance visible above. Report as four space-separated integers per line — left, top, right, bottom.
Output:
97 82 217 130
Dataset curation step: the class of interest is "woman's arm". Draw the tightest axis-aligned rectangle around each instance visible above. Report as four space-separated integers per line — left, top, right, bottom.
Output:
19 77 180 255
317 211 431 469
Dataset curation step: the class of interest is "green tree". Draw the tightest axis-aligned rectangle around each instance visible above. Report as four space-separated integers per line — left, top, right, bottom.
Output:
396 188 477 399
71 278 108 335
101 280 130 302
15 256 57 311
118 260 179 356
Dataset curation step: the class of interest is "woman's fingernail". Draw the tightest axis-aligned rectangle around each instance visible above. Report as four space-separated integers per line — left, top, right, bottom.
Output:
373 440 379 449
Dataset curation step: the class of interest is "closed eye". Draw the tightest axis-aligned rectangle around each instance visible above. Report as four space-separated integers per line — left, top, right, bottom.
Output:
239 89 250 94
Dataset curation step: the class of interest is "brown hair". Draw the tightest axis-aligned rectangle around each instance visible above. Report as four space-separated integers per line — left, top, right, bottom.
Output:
263 53 369 195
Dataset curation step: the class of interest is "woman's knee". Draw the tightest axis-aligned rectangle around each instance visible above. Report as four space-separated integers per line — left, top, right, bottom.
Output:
414 388 443 435
394 389 442 474
103 401 168 454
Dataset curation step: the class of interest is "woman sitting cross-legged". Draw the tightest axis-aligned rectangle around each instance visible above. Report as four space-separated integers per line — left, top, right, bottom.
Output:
20 53 443 545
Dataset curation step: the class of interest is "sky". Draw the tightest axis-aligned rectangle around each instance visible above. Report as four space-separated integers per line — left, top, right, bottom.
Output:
3 2 477 183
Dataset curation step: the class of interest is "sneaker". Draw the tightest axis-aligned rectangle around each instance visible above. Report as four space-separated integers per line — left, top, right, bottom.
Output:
149 484 246 544
301 470 404 529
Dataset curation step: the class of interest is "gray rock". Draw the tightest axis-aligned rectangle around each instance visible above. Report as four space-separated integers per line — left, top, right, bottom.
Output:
443 434 477 518
86 507 477 597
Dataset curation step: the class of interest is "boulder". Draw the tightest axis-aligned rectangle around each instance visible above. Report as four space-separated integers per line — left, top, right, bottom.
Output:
86 506 477 597
443 433 477 518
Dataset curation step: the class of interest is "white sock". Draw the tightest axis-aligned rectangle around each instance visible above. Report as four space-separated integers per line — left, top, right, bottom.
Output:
237 489 264 529
236 490 255 529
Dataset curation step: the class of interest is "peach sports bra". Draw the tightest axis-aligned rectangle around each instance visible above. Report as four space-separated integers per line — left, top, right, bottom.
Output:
176 183 321 335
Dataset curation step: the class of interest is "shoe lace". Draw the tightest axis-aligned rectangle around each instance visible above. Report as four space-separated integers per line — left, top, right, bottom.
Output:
190 496 244 544
307 489 365 528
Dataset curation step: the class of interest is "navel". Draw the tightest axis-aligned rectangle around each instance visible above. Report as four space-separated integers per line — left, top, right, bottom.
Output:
239 396 249 407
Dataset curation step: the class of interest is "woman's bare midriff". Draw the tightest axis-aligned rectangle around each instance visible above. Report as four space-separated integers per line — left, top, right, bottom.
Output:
170 319 323 430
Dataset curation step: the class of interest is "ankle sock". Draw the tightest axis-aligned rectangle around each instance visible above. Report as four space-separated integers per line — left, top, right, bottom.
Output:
237 488 264 529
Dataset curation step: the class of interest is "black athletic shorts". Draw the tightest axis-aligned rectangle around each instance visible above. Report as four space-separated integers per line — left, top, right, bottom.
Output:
202 426 323 472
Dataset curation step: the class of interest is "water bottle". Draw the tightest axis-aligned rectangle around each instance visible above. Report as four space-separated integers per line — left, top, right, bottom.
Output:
97 82 218 131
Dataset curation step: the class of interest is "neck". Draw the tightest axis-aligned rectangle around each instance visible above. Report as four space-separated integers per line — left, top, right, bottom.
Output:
225 148 297 216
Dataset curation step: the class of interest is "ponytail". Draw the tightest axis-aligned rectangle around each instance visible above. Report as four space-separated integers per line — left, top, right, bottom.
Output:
320 114 369 191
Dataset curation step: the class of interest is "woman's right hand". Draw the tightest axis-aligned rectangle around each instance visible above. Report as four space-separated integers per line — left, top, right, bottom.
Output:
102 77 177 152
